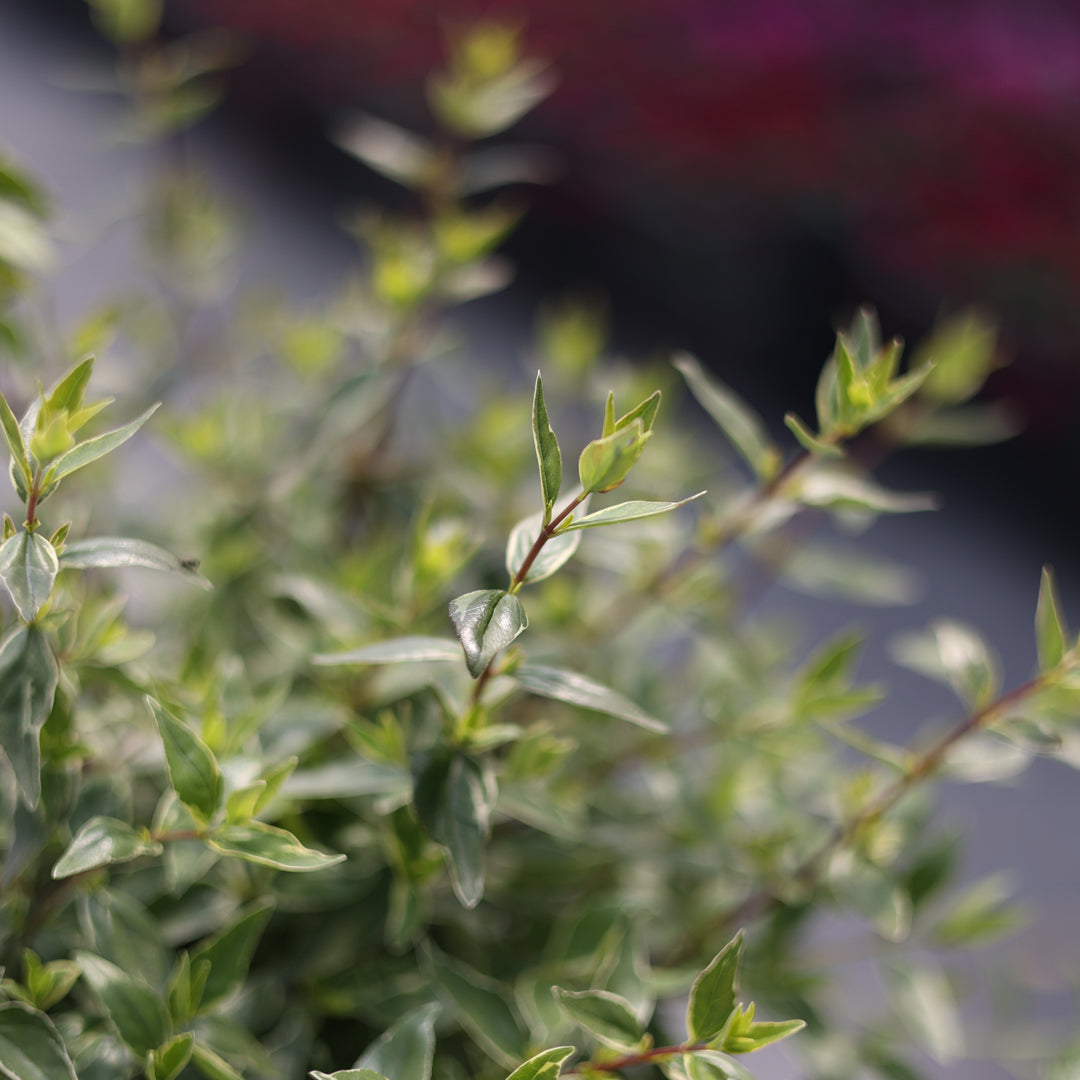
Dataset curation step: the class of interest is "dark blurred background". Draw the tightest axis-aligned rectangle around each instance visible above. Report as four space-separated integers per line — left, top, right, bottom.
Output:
9 0 1080 543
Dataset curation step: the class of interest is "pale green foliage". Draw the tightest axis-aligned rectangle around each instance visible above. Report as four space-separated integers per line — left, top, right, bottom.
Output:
2 16 1080 1080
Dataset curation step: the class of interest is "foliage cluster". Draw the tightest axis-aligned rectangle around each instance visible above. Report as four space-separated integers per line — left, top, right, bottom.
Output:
2 7 1079 1080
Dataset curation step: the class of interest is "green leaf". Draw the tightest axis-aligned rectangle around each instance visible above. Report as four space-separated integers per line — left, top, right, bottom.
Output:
190 902 274 1009
615 390 661 434
513 664 666 733
602 391 616 437
890 620 1000 710
41 402 159 486
44 357 93 413
557 494 704 532
427 59 556 139
51 816 162 879
147 697 223 822
722 1014 805 1054
281 761 410 800
0 625 59 807
147 1033 195 1080
314 636 463 666
428 949 530 1068
75 952 171 1058
86 0 163 44
0 1002 78 1080
578 422 648 494
885 960 964 1064
225 781 265 823
449 589 528 678
533 373 562 515
20 952 80 1012
355 1002 440 1080
414 752 495 908
931 874 1026 949
503 1048 575 1080
686 932 743 1042
59 536 211 587
505 510 582 584
1036 566 1068 672
796 466 936 515
674 353 779 480
190 1041 245 1080
78 889 170 988
684 1051 755 1080
914 311 998 405
0 391 31 488
208 821 345 871
312 1072 390 1080
166 952 210 1024
0 531 59 622
333 113 436 188
553 987 641 1049
783 412 842 457
780 543 919 606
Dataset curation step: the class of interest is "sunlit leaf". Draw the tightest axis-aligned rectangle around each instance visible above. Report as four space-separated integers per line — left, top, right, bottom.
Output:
449 589 528 677
52 817 162 879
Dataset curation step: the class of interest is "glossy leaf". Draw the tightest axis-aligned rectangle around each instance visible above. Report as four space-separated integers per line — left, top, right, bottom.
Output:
314 636 462 666
190 902 274 1008
75 952 171 1057
557 493 704 532
503 1047 575 1080
0 531 59 622
505 510 581 585
449 589 528 677
355 1002 439 1080
207 821 345 872
0 1002 77 1080
553 987 641 1048
59 536 210 587
0 625 59 807
148 697 223 822
414 752 495 908
41 402 159 485
674 353 779 480
687 932 743 1042
533 372 562 515
513 664 666 733
428 949 530 1067
52 816 162 879
1036 566 1068 672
